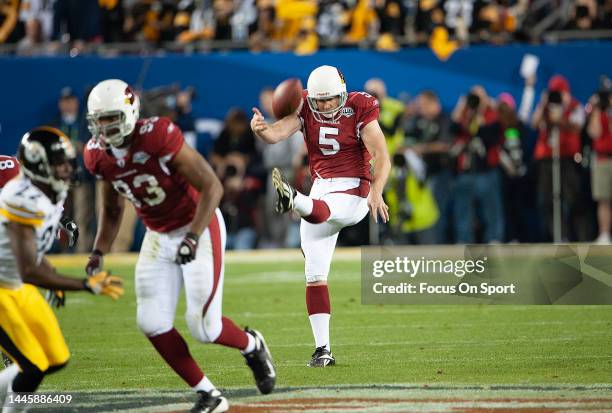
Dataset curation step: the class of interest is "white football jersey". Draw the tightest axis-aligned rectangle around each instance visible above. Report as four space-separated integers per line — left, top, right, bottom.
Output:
0 175 65 288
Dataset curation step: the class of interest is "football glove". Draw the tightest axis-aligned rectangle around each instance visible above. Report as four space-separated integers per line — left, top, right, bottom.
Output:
45 290 65 308
176 232 199 265
86 249 104 275
83 271 124 300
58 217 79 247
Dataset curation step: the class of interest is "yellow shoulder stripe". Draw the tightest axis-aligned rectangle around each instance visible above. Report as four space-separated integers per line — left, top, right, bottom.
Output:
4 202 45 217
0 208 44 227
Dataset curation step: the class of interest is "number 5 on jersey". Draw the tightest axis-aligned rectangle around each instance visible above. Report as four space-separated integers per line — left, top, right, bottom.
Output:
319 127 339 156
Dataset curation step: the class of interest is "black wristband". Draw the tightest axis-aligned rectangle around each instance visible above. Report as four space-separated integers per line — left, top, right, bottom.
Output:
185 232 199 243
92 249 104 257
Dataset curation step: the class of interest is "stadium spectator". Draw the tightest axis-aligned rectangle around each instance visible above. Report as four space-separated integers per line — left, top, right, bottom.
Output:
442 0 473 38
257 87 303 248
482 92 530 242
212 108 263 249
403 90 453 243
374 0 405 51
531 75 585 241
602 0 612 28
343 0 376 43
384 145 439 244
364 78 404 153
212 0 235 41
564 0 598 30
51 87 95 253
0 0 20 44
248 0 276 51
317 0 349 45
587 87 612 243
294 16 319 55
450 85 504 243
17 0 54 54
414 2 446 43
99 0 125 43
173 87 198 148
472 1 517 44
363 79 407 241
51 0 102 51
275 0 317 49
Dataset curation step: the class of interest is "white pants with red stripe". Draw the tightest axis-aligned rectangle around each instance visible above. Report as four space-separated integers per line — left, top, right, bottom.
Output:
135 208 226 343
301 177 369 282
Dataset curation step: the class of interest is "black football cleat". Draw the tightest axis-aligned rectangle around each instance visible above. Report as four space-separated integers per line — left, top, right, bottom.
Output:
307 346 336 367
190 389 228 413
271 167 296 214
243 328 276 394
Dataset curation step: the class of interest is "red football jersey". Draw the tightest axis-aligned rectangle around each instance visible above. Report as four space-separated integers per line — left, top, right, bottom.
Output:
298 91 380 181
84 117 199 232
0 156 19 188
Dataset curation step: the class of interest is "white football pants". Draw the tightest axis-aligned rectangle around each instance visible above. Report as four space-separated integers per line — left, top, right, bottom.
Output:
301 177 369 282
135 208 227 343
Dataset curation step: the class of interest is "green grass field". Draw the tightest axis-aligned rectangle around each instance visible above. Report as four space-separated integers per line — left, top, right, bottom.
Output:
34 249 612 411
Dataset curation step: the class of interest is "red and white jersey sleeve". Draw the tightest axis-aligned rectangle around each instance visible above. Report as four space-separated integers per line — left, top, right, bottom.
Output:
299 91 379 181
0 156 20 189
84 117 200 232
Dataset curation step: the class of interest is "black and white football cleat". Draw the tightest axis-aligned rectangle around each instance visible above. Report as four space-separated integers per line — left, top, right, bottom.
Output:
307 346 336 367
190 389 228 413
271 167 296 214
243 328 276 394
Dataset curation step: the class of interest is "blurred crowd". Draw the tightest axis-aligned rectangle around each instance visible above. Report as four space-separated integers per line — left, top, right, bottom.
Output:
48 69 612 252
371 73 612 245
0 0 611 56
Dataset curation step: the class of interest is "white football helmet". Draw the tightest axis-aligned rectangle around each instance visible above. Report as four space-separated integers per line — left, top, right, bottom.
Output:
87 79 140 147
307 65 348 123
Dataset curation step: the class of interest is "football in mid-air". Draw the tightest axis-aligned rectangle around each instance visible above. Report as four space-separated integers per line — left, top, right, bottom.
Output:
272 78 303 119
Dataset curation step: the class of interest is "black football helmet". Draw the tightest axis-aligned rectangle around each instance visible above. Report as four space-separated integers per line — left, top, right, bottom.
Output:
17 126 77 195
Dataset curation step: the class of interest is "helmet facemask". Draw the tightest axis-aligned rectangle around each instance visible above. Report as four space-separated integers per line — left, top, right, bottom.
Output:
20 132 77 197
86 110 129 148
307 93 348 123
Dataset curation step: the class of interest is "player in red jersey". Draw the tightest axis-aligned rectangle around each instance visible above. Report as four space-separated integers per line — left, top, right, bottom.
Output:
0 155 19 368
84 79 275 413
251 66 391 367
0 156 20 188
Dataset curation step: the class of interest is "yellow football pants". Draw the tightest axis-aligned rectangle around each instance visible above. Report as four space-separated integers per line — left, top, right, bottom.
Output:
0 284 70 372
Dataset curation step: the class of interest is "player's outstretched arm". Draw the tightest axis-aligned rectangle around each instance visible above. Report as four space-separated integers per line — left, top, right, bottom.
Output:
8 222 124 299
362 120 391 224
172 141 223 241
250 107 301 144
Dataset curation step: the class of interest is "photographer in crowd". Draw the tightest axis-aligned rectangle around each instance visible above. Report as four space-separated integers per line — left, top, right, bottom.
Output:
450 86 503 243
480 93 530 242
587 78 612 244
403 90 452 244
531 75 585 241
